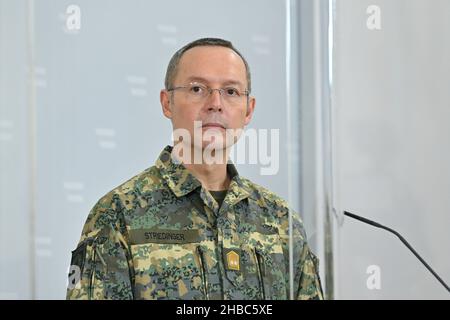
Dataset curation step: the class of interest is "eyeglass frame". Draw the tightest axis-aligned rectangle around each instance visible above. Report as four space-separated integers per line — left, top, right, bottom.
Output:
167 82 250 106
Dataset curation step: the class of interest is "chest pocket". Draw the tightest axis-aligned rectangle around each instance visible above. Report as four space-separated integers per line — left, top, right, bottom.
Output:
129 229 207 300
240 232 288 300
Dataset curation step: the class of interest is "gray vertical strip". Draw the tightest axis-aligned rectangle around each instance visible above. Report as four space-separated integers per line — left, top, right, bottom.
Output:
312 0 325 298
321 0 335 300
327 0 334 86
26 0 36 299
285 0 295 300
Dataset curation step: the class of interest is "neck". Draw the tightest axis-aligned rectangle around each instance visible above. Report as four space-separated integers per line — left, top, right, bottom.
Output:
172 142 231 191
184 161 230 191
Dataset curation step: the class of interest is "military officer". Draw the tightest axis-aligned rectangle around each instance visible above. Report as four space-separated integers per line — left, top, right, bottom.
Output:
67 38 323 300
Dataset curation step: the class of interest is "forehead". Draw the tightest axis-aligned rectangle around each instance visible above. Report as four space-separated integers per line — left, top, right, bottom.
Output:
175 46 247 85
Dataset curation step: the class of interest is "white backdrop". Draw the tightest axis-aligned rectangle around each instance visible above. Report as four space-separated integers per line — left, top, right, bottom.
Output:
0 0 311 299
3 0 449 300
331 0 450 299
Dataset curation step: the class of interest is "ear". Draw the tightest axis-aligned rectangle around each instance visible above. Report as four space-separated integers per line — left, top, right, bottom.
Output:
243 96 256 126
160 89 172 119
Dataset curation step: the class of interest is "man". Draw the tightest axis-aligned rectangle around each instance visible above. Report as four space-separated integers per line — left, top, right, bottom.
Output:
66 38 323 300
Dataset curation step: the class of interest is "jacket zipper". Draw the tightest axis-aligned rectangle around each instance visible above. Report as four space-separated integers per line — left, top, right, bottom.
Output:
254 248 266 300
196 246 210 300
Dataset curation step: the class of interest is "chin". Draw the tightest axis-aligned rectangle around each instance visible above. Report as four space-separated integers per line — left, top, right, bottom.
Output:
201 140 226 151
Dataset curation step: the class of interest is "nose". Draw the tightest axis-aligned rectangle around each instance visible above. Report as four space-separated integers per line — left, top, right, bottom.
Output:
207 89 223 112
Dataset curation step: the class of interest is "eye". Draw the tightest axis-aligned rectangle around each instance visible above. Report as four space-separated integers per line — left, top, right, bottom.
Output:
225 87 240 97
189 84 206 95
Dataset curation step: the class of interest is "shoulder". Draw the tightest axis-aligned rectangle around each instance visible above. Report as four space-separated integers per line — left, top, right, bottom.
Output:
81 165 165 236
239 176 291 213
238 176 307 239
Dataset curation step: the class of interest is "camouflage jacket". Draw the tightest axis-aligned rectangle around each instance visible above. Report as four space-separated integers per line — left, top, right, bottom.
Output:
66 145 323 300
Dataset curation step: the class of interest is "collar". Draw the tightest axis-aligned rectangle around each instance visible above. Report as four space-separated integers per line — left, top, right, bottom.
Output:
155 145 251 203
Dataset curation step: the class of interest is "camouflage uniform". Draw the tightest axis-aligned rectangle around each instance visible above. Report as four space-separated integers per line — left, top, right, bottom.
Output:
66 145 323 300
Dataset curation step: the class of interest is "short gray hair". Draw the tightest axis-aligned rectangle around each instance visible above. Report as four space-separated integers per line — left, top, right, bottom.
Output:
164 37 251 93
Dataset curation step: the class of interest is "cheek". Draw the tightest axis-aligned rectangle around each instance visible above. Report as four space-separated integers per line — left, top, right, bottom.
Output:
172 105 198 126
228 109 248 127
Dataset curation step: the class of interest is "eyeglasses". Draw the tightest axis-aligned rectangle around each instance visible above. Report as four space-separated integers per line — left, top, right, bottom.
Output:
167 82 249 106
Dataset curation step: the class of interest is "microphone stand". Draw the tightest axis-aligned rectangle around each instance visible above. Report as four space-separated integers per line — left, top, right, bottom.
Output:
344 210 450 293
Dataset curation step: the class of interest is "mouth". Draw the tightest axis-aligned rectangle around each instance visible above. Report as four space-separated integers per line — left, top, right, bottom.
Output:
202 123 226 129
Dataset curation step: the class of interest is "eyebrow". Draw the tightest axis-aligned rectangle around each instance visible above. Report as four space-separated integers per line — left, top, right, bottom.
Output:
185 76 245 87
